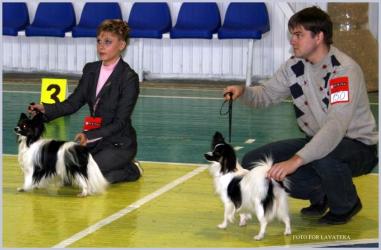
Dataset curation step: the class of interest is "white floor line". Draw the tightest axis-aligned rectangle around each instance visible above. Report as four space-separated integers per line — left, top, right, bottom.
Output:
3 82 223 93
4 154 378 175
3 90 223 100
52 165 208 248
3 90 378 105
139 95 222 100
2 154 379 175
3 154 207 168
245 138 256 144
3 90 40 94
3 90 378 106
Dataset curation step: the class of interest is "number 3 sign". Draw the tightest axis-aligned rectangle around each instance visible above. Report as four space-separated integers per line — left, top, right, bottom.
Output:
40 78 68 104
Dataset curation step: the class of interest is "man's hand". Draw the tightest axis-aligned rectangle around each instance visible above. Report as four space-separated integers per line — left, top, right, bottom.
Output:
223 85 245 100
267 155 304 181
74 133 88 146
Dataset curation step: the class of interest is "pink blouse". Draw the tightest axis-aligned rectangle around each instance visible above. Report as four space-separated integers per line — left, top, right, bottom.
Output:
96 58 120 96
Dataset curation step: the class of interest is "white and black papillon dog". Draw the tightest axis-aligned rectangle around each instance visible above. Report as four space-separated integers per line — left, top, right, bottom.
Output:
204 132 291 240
14 112 108 197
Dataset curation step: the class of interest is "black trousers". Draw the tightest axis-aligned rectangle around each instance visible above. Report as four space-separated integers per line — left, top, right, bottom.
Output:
241 137 378 214
88 143 141 184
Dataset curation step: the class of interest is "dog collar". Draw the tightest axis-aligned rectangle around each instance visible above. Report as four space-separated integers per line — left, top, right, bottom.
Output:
214 143 225 150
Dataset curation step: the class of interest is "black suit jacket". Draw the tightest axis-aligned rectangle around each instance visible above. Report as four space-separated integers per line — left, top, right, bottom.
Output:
44 58 139 155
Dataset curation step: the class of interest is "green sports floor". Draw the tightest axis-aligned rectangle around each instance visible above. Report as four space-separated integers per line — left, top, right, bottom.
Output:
2 81 379 247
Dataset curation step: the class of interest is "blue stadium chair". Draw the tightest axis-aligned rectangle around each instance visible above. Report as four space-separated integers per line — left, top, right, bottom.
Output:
128 2 172 82
25 2 76 37
128 2 172 39
218 3 270 86
218 2 270 39
3 2 30 36
170 2 221 39
72 2 122 37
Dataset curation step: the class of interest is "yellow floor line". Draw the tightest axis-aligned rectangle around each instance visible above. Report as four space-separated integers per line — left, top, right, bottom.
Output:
52 165 207 248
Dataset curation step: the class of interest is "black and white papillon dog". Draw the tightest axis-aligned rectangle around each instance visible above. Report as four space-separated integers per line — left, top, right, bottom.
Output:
14 112 108 197
204 132 291 240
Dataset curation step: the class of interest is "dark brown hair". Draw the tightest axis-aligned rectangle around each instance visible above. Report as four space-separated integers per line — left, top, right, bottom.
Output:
97 19 130 46
288 6 333 45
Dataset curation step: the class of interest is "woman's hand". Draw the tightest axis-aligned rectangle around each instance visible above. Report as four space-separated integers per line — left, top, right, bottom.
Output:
267 155 304 181
223 85 245 100
28 103 45 114
74 133 88 146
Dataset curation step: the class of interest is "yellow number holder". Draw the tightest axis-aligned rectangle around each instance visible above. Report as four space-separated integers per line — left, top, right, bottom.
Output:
40 78 68 104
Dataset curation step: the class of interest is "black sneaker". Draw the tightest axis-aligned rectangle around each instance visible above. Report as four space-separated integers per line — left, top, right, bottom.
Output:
318 198 362 225
133 160 144 176
301 196 328 216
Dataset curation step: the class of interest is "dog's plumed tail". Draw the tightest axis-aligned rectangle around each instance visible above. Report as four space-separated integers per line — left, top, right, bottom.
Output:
59 142 108 195
242 157 273 208
250 157 292 192
241 157 289 218
86 154 109 194
249 156 273 172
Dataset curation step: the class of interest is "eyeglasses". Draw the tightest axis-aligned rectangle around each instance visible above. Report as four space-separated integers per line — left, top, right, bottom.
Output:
96 39 114 47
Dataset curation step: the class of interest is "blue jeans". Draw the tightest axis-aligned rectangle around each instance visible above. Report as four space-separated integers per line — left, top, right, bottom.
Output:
241 137 378 214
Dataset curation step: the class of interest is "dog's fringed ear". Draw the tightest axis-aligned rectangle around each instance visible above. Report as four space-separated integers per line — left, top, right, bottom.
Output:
32 111 44 122
214 131 225 141
212 131 225 148
31 111 46 135
221 145 237 174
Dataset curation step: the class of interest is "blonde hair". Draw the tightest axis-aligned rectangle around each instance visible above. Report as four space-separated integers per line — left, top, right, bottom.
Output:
97 19 130 46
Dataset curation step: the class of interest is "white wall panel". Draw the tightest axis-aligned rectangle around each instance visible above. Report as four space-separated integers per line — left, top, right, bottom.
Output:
6 0 368 82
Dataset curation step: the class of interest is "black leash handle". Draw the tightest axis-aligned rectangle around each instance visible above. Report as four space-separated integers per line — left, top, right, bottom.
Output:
220 92 233 143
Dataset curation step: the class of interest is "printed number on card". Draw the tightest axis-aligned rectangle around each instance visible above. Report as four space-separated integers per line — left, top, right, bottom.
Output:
329 76 349 104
